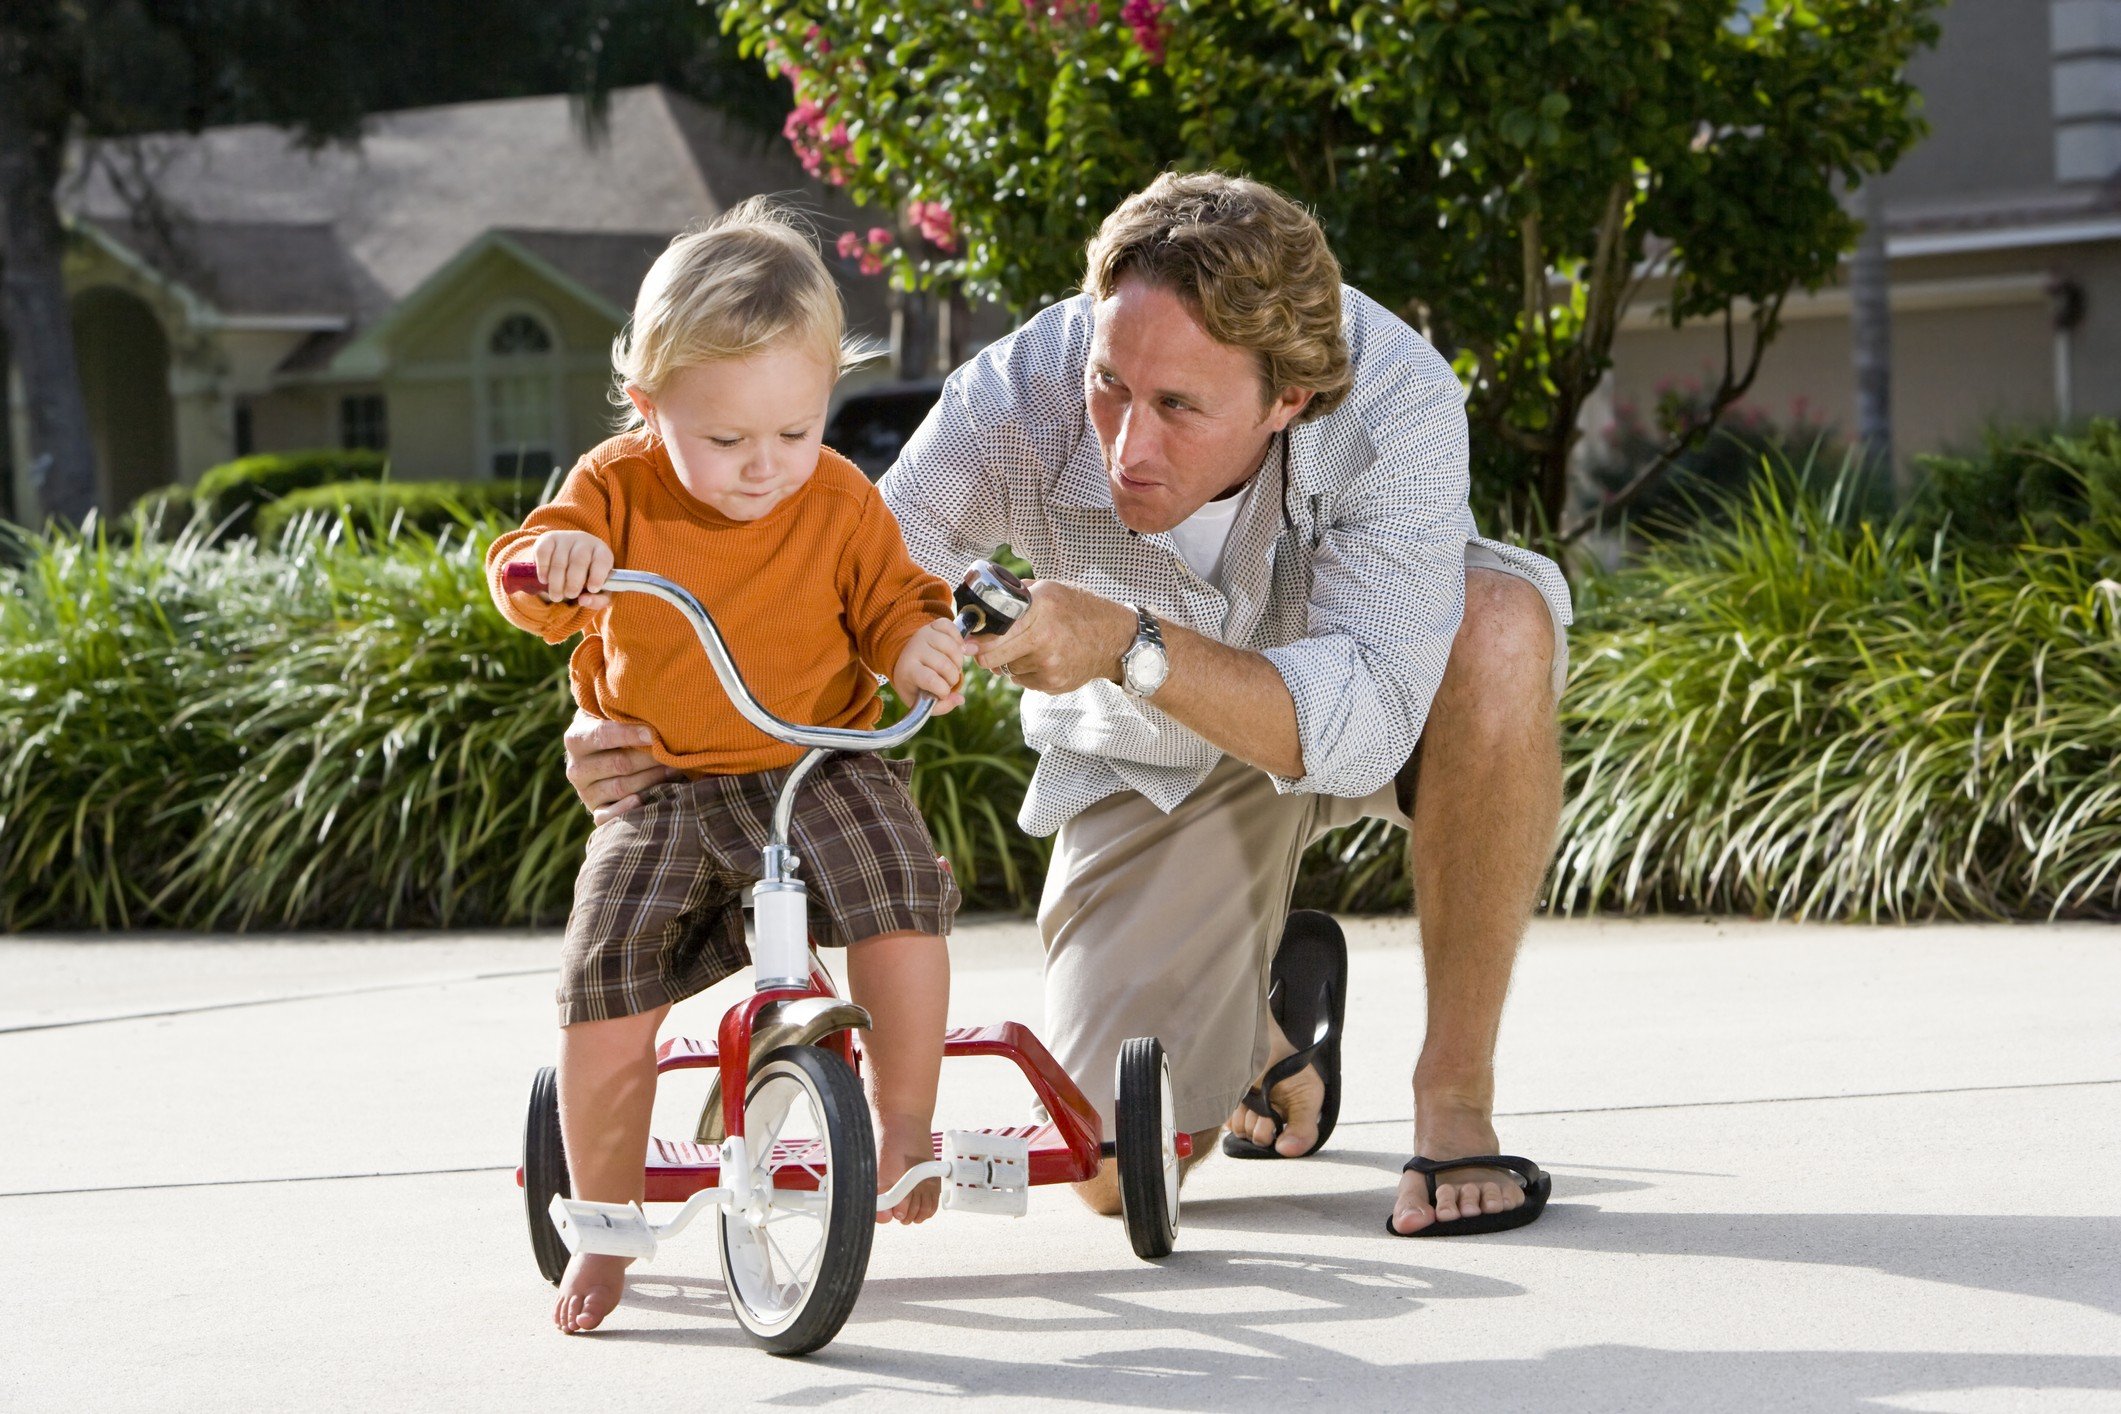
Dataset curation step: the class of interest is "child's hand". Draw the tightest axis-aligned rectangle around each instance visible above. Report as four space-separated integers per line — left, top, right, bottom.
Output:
891 618 967 715
521 531 615 608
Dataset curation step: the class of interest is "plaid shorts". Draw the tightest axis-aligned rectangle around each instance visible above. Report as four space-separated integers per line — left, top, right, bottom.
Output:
557 752 959 1025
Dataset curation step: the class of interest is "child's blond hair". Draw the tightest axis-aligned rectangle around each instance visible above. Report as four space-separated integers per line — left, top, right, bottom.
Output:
611 196 873 429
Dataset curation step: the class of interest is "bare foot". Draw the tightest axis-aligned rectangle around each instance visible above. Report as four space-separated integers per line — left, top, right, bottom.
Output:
1223 1015 1326 1157
554 1251 628 1334
875 1116 940 1225
1386 1098 1527 1235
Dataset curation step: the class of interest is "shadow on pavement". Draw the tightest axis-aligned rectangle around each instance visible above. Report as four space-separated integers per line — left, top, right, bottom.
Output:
755 1346 2121 1412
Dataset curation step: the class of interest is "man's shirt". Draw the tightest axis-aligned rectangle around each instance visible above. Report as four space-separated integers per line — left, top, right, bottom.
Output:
879 287 1572 837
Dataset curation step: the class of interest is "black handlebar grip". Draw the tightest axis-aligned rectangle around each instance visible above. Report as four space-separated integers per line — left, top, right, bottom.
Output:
953 561 1032 637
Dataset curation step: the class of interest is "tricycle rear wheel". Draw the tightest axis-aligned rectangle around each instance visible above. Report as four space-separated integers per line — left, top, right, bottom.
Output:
522 1065 572 1285
1115 1036 1179 1259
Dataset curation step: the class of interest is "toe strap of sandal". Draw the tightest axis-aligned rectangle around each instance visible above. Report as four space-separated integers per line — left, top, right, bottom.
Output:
1239 1039 1330 1136
1401 1154 1545 1204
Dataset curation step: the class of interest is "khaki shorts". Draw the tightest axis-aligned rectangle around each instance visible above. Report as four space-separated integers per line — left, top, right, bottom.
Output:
1038 561 1566 1133
558 753 958 1025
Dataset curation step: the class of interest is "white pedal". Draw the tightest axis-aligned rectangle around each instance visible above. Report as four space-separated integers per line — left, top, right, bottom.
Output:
939 1131 1031 1217
549 1194 660 1260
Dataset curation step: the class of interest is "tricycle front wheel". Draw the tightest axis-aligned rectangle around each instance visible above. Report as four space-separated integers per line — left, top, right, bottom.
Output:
716 1044 877 1356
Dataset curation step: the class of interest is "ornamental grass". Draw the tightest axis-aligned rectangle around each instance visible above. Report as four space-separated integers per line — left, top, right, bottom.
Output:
1550 463 2121 921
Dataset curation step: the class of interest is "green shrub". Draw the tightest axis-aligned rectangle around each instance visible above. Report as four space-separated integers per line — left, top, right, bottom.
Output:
256 478 549 546
193 449 389 537
1911 419 2121 546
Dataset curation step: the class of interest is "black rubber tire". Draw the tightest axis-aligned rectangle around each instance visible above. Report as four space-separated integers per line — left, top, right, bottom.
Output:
523 1065 572 1286
716 1044 877 1356
1115 1035 1179 1260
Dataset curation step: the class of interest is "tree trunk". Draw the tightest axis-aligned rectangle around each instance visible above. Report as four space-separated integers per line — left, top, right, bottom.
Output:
1851 179 1897 500
0 87 97 525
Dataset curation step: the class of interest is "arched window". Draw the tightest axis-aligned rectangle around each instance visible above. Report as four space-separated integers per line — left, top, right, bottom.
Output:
479 309 562 478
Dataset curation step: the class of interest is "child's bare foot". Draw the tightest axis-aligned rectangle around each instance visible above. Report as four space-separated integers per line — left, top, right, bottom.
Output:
874 1116 940 1225
554 1251 629 1333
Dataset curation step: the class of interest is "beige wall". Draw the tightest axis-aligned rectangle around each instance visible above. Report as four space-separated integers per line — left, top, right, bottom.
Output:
1606 246 2089 469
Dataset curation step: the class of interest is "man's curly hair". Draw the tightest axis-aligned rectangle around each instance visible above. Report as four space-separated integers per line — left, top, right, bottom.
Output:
1084 172 1352 422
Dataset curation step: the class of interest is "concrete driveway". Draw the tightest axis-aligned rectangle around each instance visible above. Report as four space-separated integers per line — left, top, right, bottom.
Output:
4 916 2117 1412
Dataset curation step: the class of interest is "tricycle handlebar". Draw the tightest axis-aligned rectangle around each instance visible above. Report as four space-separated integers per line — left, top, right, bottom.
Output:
501 562 933 753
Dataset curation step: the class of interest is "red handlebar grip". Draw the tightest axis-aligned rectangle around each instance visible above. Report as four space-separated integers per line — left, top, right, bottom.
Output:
501 562 548 596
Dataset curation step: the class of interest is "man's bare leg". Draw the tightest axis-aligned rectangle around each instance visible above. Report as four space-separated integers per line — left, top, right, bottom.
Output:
1390 569 1560 1232
1221 571 1559 1223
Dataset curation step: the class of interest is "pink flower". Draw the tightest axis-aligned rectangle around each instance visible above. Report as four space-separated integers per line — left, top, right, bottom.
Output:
867 227 895 248
858 251 886 276
1121 0 1166 61
836 231 863 259
826 122 850 150
908 200 957 252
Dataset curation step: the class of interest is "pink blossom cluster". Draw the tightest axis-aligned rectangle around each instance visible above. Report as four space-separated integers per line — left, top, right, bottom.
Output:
1121 0 1168 62
907 201 957 252
782 98 852 185
836 227 896 277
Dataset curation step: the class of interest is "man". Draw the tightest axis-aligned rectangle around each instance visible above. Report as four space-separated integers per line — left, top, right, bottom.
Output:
564 172 1569 1235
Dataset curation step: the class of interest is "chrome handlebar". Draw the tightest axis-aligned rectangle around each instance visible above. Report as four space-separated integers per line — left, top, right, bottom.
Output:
499 563 935 752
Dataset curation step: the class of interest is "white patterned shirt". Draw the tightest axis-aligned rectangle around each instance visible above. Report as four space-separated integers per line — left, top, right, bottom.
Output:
879 287 1572 838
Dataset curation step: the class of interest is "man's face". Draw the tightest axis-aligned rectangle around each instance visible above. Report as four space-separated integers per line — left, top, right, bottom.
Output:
1086 275 1310 534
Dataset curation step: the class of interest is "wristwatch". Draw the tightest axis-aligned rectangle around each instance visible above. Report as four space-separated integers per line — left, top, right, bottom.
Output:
1119 604 1170 699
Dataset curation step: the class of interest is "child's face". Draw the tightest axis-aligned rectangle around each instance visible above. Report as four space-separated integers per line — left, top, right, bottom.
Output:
628 341 836 522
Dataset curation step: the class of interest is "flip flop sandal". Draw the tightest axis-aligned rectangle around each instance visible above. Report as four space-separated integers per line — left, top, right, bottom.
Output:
1221 911 1347 1160
1385 1154 1551 1237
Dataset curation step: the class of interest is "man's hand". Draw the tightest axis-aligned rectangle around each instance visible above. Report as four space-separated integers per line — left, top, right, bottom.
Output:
563 711 681 824
522 531 615 609
971 579 1136 694
890 618 967 715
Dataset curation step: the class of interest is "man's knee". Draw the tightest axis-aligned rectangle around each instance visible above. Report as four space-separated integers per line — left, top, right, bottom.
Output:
1446 570 1555 706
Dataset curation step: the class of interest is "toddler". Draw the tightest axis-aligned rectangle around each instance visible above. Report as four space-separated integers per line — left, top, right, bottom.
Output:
487 199 963 1336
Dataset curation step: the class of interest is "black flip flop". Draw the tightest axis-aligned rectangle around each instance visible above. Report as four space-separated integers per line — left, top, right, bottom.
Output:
1221 911 1346 1160
1385 1154 1551 1237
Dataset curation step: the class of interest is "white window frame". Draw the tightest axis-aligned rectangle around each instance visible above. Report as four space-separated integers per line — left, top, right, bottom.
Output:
472 301 568 480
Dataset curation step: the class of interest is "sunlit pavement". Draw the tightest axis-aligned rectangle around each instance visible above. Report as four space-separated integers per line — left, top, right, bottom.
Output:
4 916 2117 1412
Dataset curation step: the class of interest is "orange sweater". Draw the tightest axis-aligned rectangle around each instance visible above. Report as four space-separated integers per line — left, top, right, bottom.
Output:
486 431 952 775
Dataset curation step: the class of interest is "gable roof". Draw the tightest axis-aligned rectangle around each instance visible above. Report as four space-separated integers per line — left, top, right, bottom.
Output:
62 86 886 352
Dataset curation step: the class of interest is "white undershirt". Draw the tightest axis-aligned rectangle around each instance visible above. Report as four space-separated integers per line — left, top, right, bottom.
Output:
1166 482 1251 592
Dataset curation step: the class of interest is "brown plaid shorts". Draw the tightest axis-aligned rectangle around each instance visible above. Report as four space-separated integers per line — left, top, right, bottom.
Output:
557 752 959 1025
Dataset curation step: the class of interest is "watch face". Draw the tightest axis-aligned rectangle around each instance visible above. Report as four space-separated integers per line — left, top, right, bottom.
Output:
1124 642 1170 696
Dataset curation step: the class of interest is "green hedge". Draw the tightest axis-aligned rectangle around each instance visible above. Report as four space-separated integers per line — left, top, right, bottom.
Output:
256 479 550 546
193 449 390 537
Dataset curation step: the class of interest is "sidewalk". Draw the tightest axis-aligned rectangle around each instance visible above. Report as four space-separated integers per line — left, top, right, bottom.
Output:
4 917 2117 1412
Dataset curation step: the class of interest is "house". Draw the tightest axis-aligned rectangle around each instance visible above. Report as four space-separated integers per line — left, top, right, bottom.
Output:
1603 0 2121 466
8 85 893 521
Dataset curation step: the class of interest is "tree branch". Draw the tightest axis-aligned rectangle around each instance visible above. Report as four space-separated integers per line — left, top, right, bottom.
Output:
1559 289 1788 543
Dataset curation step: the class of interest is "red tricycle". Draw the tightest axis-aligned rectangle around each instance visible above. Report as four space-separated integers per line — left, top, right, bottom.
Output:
505 560 1186 1357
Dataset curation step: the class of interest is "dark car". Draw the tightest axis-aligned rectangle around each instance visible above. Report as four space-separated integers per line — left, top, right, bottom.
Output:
824 380 945 480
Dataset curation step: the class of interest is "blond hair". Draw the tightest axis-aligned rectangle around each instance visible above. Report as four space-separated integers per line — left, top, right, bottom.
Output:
611 196 873 429
1083 172 1352 422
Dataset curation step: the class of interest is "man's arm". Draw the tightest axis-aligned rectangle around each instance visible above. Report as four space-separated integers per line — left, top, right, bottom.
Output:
972 580 1304 779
